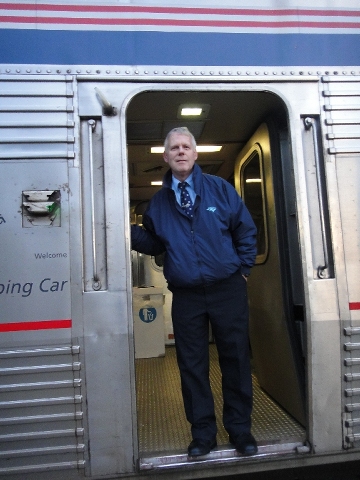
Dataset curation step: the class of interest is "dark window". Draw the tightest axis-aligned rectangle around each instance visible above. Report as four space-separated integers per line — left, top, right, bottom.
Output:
241 147 268 264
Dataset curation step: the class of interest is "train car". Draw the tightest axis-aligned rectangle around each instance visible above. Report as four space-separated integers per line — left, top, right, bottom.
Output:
0 1 360 479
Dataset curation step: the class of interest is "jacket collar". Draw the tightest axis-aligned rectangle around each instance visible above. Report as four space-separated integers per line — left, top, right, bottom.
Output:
162 163 202 190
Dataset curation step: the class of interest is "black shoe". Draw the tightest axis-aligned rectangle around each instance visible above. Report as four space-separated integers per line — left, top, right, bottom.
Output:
188 438 217 457
229 432 258 456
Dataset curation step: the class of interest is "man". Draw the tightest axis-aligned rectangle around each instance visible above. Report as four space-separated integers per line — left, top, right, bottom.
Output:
131 127 258 457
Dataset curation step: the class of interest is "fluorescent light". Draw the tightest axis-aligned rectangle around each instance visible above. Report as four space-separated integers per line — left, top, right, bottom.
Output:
197 146 222 153
151 181 163 186
150 145 222 154
151 147 165 154
246 178 262 183
181 107 202 116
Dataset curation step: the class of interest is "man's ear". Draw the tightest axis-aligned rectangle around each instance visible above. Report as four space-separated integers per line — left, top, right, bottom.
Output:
163 152 169 164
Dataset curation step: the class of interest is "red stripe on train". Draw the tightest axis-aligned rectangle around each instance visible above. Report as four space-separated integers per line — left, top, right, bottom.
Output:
349 303 360 311
1 16 360 29
1 4 360 18
0 319 72 332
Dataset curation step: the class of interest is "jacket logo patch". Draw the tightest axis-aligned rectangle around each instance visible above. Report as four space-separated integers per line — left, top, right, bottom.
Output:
206 207 217 212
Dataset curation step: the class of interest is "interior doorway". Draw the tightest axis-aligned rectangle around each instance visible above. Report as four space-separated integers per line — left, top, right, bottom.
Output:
126 88 307 466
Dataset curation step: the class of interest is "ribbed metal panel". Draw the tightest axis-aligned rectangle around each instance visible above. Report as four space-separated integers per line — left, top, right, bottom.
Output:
322 76 360 155
0 76 75 161
343 327 360 449
321 76 360 450
0 344 85 475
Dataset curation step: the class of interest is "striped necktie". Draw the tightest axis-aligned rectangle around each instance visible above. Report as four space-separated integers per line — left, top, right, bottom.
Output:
178 182 194 218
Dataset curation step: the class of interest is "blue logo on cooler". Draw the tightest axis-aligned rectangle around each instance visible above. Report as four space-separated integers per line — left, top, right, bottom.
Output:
139 307 157 323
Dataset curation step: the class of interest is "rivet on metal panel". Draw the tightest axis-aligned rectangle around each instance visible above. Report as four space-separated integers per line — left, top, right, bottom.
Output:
191 71 196 75
273 71 278 75
144 70 149 74
86 70 91 73
255 71 259 75
246 71 250 75
219 71 223 75
106 70 110 74
96 70 100 74
172 70 177 74
201 71 205 75
182 71 186 74
154 70 158 74
210 71 214 75
163 70 168 74
237 71 241 75
6 69 10 73
27 69 31 73
264 71 268 75
228 71 232 75
116 70 120 74
135 70 139 74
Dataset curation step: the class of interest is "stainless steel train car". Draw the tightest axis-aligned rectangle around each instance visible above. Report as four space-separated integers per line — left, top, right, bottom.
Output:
1 1 360 479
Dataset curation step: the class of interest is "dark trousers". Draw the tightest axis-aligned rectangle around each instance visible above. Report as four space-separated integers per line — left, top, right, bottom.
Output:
171 269 253 441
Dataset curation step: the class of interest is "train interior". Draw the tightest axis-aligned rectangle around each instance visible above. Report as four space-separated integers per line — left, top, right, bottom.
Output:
127 90 308 467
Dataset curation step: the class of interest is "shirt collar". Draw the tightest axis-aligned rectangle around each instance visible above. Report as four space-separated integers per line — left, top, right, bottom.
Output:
172 172 194 190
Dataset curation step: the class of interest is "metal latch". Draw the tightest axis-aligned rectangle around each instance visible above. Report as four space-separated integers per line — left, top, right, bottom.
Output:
22 190 61 227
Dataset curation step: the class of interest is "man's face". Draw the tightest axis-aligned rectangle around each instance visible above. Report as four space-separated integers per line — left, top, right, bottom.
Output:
163 133 198 181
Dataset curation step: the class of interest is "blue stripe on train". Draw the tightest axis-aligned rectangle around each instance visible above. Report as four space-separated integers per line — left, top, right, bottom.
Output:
1 30 360 66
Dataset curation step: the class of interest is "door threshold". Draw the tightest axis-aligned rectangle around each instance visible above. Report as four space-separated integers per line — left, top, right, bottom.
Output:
139 439 309 471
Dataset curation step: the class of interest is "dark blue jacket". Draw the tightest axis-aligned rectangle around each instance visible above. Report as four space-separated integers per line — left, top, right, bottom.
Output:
131 163 257 289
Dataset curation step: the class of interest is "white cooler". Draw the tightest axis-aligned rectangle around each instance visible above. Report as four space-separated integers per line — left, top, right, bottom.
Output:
133 287 165 358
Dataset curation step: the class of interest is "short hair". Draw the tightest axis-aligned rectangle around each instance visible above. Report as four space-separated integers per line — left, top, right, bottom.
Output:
164 127 197 152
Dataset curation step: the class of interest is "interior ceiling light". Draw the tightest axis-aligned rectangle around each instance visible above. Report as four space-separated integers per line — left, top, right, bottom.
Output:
245 178 262 183
177 103 210 119
181 107 203 116
151 145 222 154
197 145 222 153
151 181 163 186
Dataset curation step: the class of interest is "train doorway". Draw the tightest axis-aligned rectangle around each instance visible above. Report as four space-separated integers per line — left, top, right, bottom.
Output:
126 88 307 467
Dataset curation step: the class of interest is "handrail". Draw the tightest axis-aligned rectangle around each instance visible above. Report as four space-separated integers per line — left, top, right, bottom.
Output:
87 119 101 290
304 117 329 278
